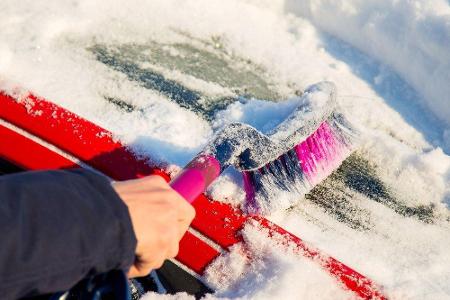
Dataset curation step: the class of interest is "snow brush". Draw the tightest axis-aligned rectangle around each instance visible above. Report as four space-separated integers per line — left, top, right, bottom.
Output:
171 81 357 214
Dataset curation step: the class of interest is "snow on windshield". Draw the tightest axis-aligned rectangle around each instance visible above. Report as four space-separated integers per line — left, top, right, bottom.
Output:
1 0 449 299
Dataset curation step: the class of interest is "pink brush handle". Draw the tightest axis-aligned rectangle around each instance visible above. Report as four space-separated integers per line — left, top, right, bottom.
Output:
170 155 221 203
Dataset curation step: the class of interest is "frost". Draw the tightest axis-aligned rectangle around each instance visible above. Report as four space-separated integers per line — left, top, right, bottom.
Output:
1 0 450 298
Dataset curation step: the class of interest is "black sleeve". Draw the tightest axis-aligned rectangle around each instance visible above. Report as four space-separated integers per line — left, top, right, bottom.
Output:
0 169 137 299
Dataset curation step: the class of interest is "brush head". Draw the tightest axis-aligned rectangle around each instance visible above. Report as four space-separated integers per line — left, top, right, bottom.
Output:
243 111 357 214
203 81 358 214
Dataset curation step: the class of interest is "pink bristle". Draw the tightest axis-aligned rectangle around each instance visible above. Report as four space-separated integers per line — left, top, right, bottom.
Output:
297 121 348 185
243 117 356 215
243 171 258 212
295 141 314 178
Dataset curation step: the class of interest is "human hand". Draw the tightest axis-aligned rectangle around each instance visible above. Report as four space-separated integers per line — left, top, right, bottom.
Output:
112 175 195 278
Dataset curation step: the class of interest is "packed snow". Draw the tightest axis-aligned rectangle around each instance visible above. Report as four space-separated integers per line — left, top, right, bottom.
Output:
1 0 450 299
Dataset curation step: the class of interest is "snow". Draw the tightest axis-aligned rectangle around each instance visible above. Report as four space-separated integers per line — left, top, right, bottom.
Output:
141 293 193 300
203 224 354 300
212 98 301 135
1 0 450 299
284 0 450 129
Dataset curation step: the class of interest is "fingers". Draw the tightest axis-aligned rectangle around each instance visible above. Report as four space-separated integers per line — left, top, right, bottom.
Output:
129 231 180 278
128 255 165 278
128 265 140 278
171 191 196 239
146 175 196 240
114 174 197 278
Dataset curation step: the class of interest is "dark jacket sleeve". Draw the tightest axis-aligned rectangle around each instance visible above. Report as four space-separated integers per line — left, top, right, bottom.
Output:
0 169 137 299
